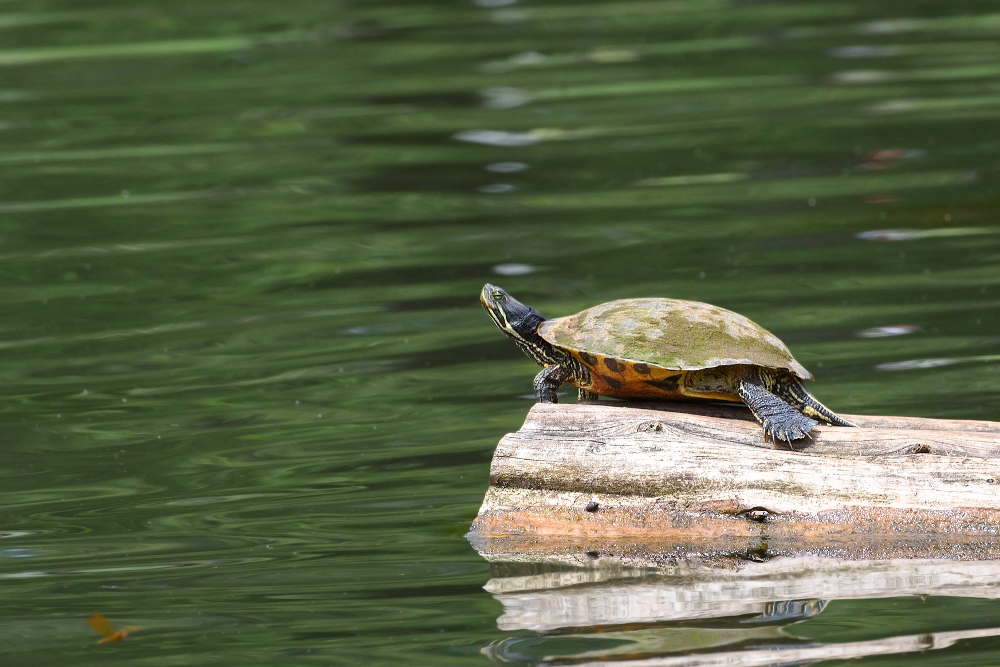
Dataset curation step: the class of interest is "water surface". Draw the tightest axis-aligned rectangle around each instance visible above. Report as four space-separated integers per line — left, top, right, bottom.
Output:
1 0 1000 664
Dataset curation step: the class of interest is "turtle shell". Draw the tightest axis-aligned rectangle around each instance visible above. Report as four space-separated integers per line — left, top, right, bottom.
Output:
538 298 812 380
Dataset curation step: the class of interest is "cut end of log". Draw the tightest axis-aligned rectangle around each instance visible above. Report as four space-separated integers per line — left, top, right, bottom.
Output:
470 401 1000 563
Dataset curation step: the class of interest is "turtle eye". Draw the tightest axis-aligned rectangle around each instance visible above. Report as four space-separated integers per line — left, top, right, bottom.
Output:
492 291 505 302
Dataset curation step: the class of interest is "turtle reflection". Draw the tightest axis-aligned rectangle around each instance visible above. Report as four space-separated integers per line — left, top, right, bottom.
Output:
742 598 828 624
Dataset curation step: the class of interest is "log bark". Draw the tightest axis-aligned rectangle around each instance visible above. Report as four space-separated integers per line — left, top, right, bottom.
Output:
469 401 1000 562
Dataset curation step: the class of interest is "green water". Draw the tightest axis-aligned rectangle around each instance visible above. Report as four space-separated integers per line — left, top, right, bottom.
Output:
1 0 999 664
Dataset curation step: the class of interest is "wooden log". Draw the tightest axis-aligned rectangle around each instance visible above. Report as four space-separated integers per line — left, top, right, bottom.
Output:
468 401 1000 562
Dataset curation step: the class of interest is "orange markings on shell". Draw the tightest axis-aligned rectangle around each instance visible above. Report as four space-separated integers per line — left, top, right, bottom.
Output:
570 350 688 399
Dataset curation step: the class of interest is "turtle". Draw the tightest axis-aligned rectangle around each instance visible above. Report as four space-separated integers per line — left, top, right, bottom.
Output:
480 283 854 442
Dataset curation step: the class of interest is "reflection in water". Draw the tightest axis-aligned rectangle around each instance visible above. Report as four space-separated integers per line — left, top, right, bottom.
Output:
482 558 1000 665
478 184 518 194
856 324 919 338
636 173 747 187
493 263 536 277
486 162 530 174
481 86 534 109
856 227 998 241
488 626 1000 666
485 626 788 664
454 129 542 146
742 599 827 625
475 0 520 7
828 45 906 58
877 354 1000 371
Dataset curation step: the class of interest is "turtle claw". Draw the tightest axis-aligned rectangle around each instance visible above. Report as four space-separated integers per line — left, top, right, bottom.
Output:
739 378 820 445
763 414 818 445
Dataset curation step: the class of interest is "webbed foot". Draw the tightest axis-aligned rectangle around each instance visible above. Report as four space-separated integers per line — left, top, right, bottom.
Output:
738 379 819 444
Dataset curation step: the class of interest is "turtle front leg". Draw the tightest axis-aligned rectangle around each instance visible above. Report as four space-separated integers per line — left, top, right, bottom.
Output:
737 376 818 444
578 388 599 402
534 364 569 403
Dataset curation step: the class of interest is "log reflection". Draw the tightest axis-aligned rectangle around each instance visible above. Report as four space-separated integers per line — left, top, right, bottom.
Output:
482 556 1000 665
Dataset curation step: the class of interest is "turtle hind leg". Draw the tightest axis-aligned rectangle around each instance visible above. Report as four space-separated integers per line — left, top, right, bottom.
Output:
738 379 819 443
577 388 599 402
769 375 856 427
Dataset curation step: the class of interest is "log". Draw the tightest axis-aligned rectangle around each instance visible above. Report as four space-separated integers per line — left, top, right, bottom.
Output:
468 401 1000 562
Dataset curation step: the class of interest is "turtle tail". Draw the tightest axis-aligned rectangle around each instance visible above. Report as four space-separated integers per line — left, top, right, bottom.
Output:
767 372 856 427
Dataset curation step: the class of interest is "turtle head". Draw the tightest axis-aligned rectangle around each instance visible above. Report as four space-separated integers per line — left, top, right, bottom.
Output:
481 284 557 365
